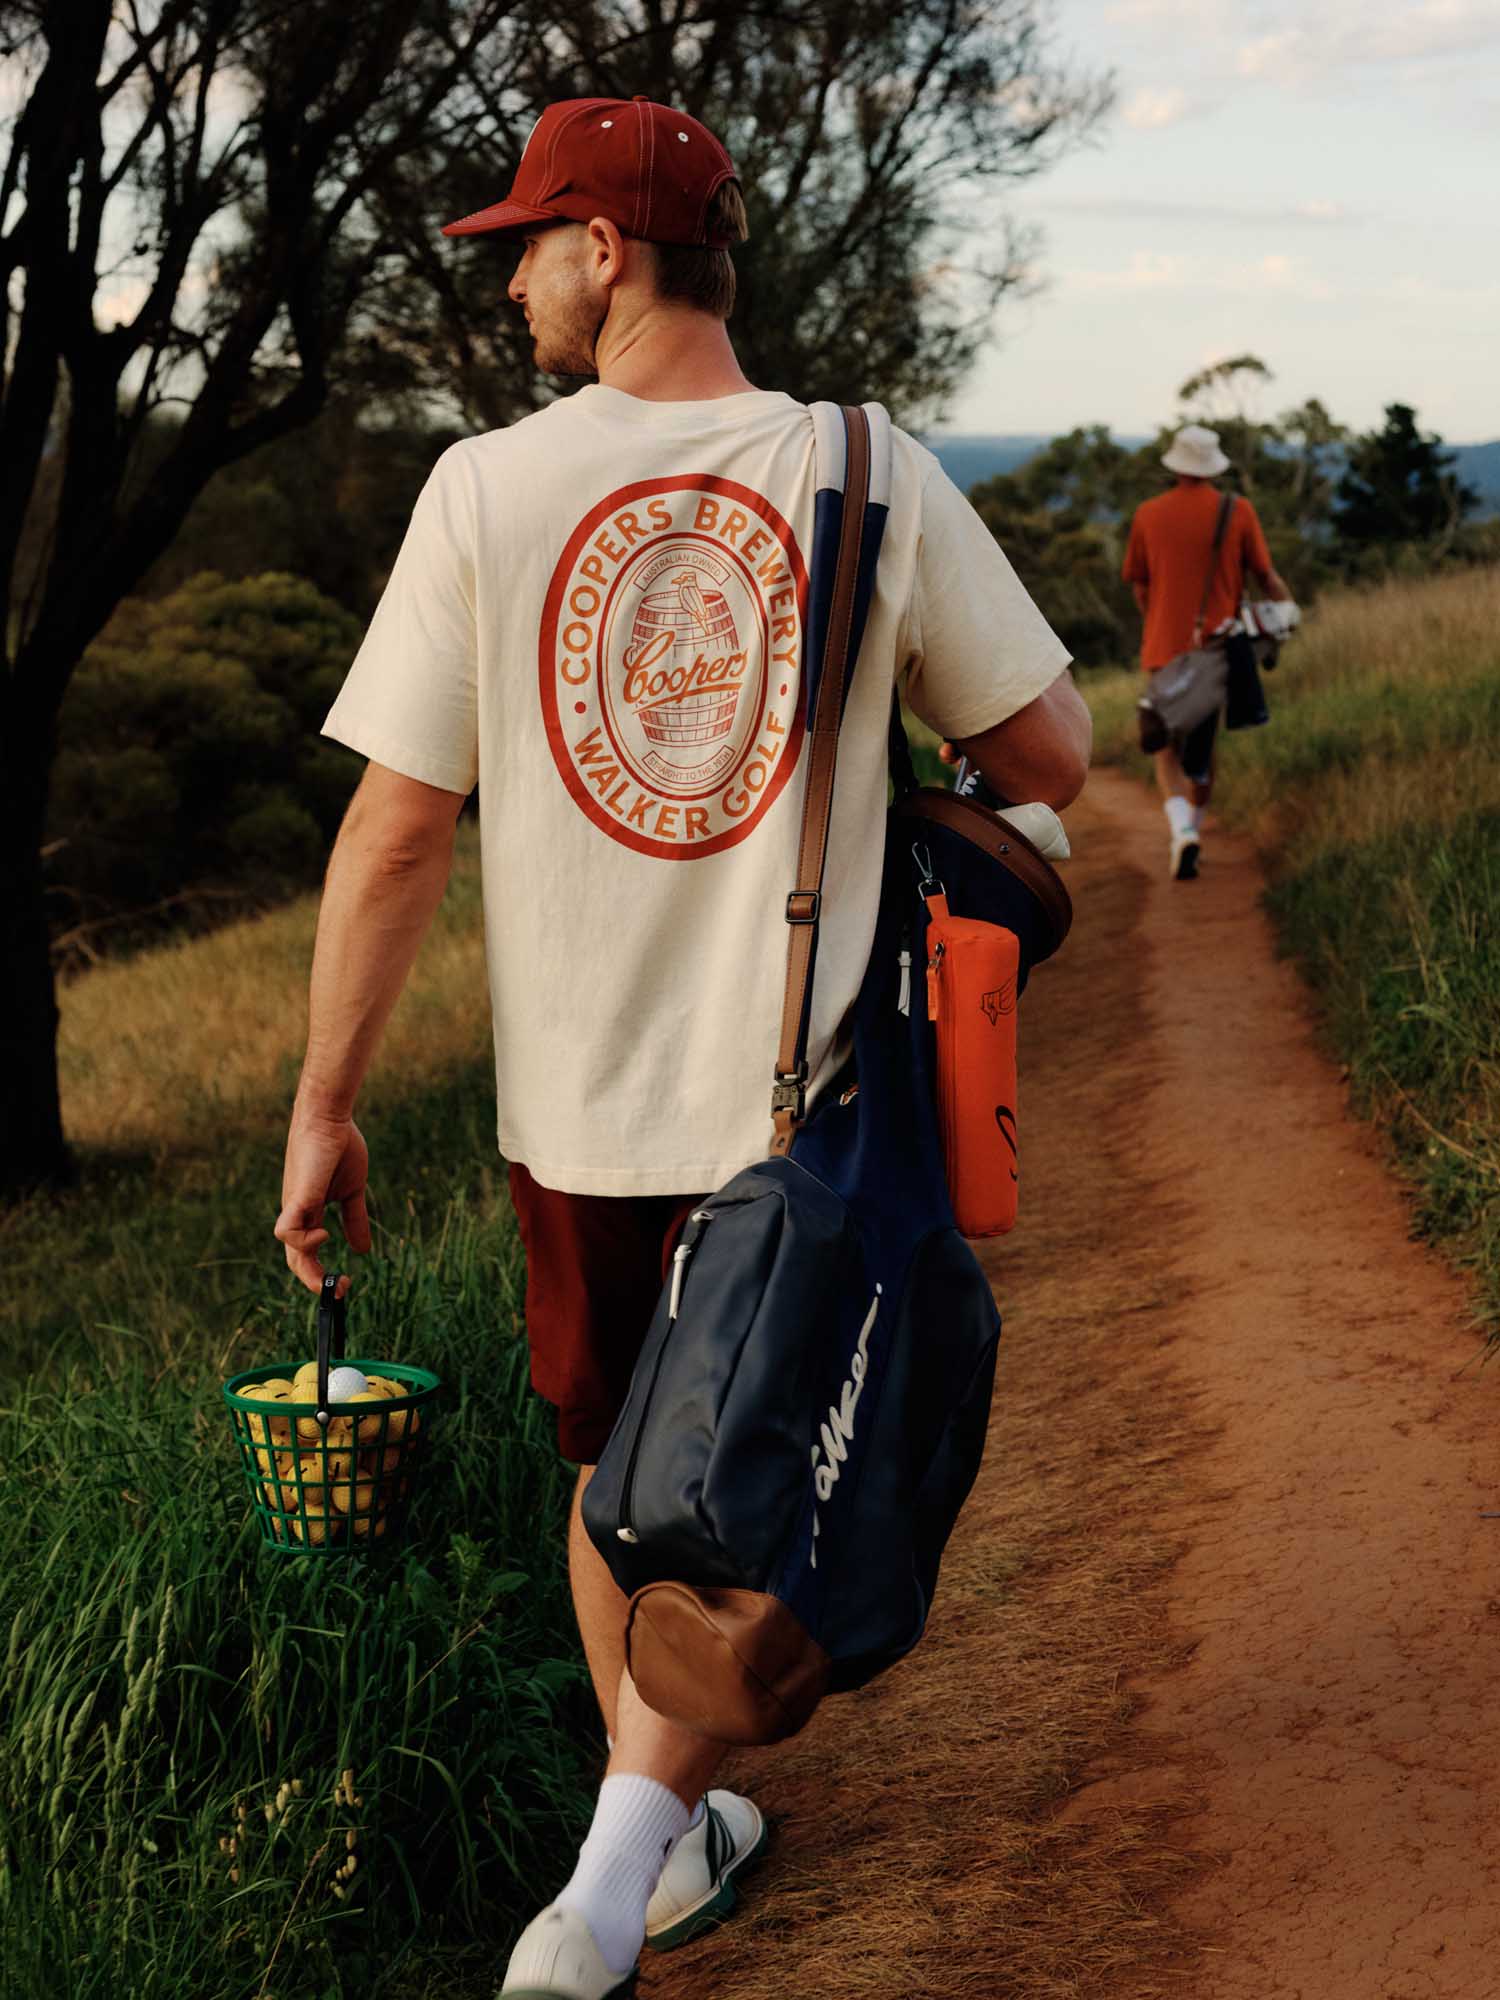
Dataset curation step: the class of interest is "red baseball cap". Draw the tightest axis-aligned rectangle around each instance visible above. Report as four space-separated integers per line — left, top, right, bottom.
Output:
441 96 740 248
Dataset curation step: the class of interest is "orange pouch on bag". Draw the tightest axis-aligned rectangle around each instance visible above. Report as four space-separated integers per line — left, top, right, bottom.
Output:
924 893 1020 1237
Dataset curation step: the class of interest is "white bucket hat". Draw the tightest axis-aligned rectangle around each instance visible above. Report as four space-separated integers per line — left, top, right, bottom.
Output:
1162 424 1230 478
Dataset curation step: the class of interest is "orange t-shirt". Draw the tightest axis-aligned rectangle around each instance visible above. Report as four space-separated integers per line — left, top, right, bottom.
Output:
1121 485 1273 672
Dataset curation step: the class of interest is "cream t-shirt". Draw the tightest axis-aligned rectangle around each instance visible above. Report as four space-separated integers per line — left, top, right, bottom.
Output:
323 386 1070 1194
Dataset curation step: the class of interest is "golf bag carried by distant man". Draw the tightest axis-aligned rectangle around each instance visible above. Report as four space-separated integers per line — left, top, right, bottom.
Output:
274 91 1091 2000
1124 423 1299 881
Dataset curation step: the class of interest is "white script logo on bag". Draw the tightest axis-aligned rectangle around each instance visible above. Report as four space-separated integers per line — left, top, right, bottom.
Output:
540 477 808 859
809 1287 881 1568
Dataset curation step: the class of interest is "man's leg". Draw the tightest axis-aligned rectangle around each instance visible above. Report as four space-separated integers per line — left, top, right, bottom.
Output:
504 1178 740 1993
523 1465 725 1988
569 1467 627 1739
1151 742 1192 804
570 1464 726 1798
1152 744 1200 878
1187 739 1217 820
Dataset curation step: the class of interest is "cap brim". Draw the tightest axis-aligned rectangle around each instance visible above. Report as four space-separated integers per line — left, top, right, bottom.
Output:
440 199 561 240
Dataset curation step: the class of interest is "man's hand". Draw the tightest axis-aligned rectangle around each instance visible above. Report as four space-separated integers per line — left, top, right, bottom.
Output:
275 1106 373 1295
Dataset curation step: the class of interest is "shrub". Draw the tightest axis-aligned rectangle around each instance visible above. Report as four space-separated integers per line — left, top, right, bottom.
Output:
49 573 366 963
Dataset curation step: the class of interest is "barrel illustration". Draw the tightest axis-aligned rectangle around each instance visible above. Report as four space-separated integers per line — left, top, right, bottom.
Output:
628 573 743 749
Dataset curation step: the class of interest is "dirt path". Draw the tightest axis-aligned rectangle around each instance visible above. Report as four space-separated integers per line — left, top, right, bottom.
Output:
642 770 1497 2000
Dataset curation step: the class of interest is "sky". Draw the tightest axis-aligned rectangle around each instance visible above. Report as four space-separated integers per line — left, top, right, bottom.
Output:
943 0 1500 442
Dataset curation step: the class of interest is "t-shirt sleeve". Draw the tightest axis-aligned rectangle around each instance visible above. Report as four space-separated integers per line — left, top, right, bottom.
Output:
321 447 480 794
1238 499 1274 582
1121 509 1149 585
901 461 1072 742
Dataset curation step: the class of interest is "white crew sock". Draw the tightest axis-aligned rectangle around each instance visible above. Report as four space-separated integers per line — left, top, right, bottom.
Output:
1164 795 1195 838
1189 802 1205 832
555 1774 693 1975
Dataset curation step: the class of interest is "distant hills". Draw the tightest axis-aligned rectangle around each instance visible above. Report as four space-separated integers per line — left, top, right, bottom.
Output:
922 433 1500 515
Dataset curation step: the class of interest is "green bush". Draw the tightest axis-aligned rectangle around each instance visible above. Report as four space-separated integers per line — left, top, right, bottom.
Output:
48 573 365 959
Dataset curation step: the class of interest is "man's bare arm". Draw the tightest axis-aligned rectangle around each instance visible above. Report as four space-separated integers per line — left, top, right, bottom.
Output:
951 669 1092 810
1248 563 1292 601
1131 580 1150 617
275 761 468 1292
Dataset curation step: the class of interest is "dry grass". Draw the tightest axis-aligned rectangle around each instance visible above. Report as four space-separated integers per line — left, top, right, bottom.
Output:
1087 562 1500 804
56 824 492 1158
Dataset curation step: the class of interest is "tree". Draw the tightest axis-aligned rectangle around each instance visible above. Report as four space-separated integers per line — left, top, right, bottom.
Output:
1 0 1109 1197
966 426 1162 663
1333 402 1479 552
1177 354 1273 425
1274 396 1347 531
1176 354 1275 492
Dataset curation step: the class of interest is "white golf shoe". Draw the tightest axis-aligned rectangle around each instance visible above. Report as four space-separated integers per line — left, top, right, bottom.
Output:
643 1789 769 1950
498 1904 635 1998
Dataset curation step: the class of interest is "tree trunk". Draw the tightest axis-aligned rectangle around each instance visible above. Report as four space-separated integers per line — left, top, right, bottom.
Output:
0 691 72 1200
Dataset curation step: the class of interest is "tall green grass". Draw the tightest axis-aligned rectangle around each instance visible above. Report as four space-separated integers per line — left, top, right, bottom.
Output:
1086 565 1500 1341
0 831 607 1996
1 1202 598 2000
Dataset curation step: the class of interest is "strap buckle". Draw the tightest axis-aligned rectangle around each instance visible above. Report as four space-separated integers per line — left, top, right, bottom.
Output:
785 890 821 926
771 1064 808 1119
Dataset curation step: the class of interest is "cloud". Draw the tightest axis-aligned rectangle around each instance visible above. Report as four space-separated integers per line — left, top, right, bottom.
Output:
1071 252 1191 294
1067 249 1336 303
1101 0 1235 24
1232 2 1500 83
1235 31 1307 79
1092 0 1500 89
1121 85 1193 129
1037 196 1356 228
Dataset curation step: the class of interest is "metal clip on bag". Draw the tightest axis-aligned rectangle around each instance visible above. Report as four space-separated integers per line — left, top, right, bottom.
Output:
583 404 1072 1745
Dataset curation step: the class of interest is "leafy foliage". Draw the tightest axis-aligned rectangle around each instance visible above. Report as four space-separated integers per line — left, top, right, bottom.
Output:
47 573 363 964
1333 402 1480 550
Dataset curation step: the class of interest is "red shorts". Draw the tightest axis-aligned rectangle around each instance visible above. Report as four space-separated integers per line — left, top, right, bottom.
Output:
507 1164 706 1464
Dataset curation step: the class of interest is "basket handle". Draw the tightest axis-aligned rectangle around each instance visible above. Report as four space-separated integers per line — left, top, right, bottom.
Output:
315 1274 348 1430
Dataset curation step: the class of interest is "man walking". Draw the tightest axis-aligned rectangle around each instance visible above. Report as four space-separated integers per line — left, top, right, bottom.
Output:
275 96 1090 2000
1122 424 1291 879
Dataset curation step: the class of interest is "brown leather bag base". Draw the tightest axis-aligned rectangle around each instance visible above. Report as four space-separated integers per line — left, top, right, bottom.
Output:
625 1582 832 1746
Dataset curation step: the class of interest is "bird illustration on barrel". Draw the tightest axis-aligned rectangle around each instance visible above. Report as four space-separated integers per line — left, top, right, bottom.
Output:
678 570 712 634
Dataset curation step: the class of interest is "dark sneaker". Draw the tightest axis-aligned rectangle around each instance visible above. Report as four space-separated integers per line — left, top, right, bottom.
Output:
1170 828 1201 880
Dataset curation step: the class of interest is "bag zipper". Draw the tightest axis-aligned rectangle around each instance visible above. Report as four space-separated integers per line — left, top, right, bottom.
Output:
616 1207 713 1545
928 935 962 1155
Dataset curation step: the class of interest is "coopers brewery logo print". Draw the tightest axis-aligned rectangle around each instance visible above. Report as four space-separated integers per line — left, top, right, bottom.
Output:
540 476 809 858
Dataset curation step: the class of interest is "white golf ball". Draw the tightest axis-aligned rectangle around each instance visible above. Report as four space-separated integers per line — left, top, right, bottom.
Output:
323 1365 369 1404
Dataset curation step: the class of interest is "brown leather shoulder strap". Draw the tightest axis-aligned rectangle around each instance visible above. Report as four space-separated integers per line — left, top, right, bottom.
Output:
769 405 872 1156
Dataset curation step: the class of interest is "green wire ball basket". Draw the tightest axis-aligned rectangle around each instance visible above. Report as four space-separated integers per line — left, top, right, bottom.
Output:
223 1274 441 1557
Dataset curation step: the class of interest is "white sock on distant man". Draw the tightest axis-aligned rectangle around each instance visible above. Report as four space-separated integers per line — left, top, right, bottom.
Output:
554 1773 694 1974
1164 795 1195 838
